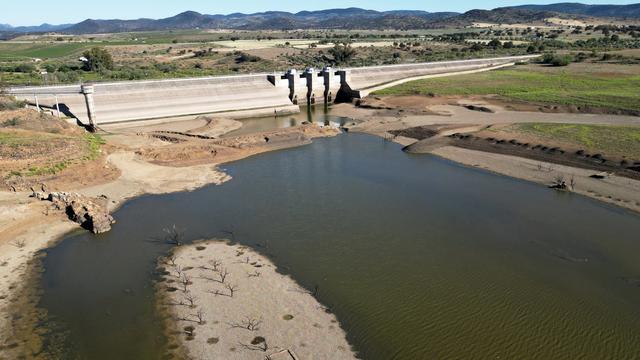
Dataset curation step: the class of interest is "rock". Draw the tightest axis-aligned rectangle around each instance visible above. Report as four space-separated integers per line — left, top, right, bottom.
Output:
35 192 115 234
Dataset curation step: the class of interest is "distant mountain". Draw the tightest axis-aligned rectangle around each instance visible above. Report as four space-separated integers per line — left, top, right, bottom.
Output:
506 3 640 18
0 23 72 33
62 8 460 34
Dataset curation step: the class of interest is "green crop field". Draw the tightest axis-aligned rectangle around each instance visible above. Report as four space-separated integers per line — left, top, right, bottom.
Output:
374 64 640 112
0 43 91 60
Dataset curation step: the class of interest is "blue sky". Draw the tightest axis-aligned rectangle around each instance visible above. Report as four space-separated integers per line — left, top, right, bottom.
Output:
2 0 638 26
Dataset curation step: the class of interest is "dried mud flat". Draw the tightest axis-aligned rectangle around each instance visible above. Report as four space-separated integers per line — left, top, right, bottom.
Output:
158 240 357 360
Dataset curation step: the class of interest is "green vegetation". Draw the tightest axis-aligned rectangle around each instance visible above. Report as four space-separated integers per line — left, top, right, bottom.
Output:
541 53 573 66
0 129 106 178
82 47 114 71
328 44 357 65
85 133 106 160
375 65 640 112
0 42 90 60
514 123 640 159
24 161 70 177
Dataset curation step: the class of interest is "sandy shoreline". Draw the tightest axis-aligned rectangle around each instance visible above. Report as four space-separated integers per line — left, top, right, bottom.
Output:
0 122 339 358
158 240 357 360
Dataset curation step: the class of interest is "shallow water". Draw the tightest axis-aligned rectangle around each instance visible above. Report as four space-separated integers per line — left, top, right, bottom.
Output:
224 107 355 137
39 133 640 359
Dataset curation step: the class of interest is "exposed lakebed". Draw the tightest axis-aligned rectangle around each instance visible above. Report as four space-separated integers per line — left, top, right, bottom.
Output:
38 132 640 359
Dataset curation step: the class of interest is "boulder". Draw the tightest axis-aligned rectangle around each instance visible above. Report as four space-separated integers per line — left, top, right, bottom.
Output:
32 191 115 234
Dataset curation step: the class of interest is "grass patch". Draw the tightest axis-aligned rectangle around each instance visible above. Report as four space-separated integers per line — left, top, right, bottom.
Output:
514 123 640 159
374 65 640 112
85 134 105 160
1 131 106 178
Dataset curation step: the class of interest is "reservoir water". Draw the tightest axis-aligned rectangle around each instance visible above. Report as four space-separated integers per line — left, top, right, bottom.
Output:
39 132 640 359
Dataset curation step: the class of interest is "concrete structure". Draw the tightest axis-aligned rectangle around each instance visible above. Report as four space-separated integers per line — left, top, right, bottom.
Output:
9 55 538 127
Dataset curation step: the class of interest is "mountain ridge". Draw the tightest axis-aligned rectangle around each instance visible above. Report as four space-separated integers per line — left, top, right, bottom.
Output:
1 4 638 35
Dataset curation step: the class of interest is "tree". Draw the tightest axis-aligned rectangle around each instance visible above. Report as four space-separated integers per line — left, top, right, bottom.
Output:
82 47 114 72
328 44 357 65
14 63 36 73
487 39 502 49
470 43 484 52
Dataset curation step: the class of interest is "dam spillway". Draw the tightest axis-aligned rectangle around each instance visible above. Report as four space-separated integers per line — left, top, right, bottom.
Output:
9 55 538 127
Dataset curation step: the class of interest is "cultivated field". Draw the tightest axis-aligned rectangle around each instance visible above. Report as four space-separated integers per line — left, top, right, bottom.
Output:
375 62 640 113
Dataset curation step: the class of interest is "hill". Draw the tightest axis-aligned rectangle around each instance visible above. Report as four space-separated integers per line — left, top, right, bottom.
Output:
507 3 640 18
62 8 459 33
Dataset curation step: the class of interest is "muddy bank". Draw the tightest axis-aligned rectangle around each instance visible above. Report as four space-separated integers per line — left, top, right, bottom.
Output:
401 129 640 181
158 240 357 360
431 146 640 213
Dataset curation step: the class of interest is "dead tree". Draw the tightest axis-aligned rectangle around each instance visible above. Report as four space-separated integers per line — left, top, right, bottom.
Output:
229 317 262 331
570 175 576 191
163 224 185 246
184 291 197 308
208 259 222 272
225 283 238 297
217 268 230 284
180 274 192 292
166 255 177 266
195 309 206 325
221 229 236 242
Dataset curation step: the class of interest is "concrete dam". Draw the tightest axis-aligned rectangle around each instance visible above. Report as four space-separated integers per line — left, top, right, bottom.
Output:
9 55 538 128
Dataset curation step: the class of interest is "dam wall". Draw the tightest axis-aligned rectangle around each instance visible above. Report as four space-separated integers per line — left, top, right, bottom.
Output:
9 55 538 127
13 75 297 126
344 55 538 96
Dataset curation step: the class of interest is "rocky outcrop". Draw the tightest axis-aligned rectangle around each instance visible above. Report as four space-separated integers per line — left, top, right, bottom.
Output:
32 191 115 234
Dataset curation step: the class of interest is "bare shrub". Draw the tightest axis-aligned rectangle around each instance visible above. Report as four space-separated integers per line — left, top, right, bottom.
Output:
12 239 26 248
239 336 269 352
166 255 177 266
